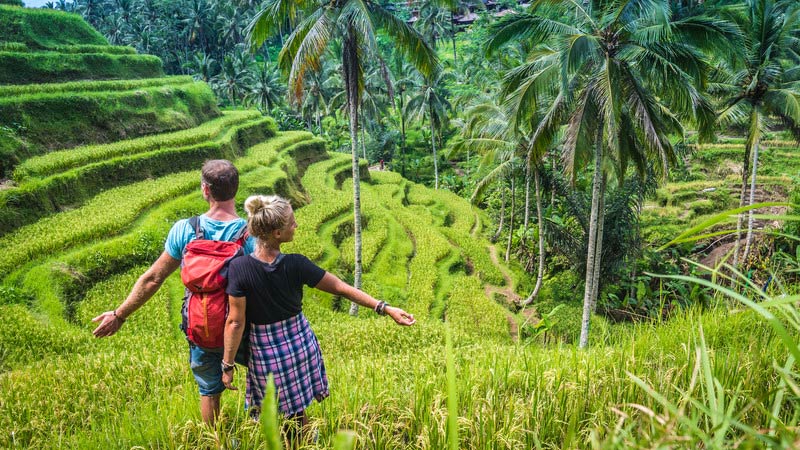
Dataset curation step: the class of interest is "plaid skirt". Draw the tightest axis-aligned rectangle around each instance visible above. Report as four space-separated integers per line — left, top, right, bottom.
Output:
247 313 329 416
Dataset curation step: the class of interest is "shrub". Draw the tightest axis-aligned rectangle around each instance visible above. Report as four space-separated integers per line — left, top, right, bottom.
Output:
15 110 257 179
0 305 89 371
0 75 190 98
0 81 216 158
0 52 163 84
0 5 106 48
0 117 273 236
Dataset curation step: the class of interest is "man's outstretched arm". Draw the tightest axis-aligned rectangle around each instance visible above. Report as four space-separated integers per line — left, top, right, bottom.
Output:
92 251 181 337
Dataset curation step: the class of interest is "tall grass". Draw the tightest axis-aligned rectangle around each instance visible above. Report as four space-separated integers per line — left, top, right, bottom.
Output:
0 155 795 449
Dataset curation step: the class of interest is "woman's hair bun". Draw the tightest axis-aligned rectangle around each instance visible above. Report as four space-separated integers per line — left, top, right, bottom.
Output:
244 195 268 217
244 195 292 240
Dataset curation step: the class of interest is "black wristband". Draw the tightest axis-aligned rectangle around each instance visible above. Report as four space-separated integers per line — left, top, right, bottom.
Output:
375 301 388 316
112 310 125 323
221 361 235 372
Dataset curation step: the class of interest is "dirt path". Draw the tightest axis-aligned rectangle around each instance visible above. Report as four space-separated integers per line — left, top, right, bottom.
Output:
484 244 538 342
698 186 788 268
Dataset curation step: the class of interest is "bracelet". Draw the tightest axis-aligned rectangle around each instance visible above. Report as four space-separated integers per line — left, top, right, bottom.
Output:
112 310 125 323
221 360 235 372
374 301 388 316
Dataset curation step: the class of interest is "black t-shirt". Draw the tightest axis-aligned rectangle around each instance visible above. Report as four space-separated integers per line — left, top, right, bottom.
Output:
226 253 326 325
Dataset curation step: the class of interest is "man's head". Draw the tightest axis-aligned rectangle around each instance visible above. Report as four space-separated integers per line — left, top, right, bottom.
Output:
201 160 239 201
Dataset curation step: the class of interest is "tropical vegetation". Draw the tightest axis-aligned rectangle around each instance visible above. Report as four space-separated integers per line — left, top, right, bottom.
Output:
1 0 799 448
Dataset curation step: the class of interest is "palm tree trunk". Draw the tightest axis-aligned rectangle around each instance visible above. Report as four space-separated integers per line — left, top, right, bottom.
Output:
733 111 755 267
450 11 457 67
430 102 439 189
505 174 516 263
361 126 367 162
524 156 531 229
523 167 545 305
344 31 363 316
579 143 604 349
400 94 407 177
494 186 505 241
742 137 760 263
589 175 606 312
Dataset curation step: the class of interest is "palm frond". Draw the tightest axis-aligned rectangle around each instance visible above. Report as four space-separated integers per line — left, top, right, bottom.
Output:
371 6 439 81
563 83 599 182
283 7 337 103
471 157 516 203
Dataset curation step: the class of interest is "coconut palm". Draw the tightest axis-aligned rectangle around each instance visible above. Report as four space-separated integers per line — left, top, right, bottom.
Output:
455 101 548 286
212 53 251 108
246 0 438 315
487 0 726 347
246 61 285 112
714 0 800 265
405 69 453 189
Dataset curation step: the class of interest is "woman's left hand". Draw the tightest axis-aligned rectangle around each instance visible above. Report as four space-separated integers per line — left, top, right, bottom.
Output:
386 306 416 326
222 370 237 390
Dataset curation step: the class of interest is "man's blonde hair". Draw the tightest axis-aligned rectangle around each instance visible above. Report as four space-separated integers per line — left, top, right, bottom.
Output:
244 195 292 240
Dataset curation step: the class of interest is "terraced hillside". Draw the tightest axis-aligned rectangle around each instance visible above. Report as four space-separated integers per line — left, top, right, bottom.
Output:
641 136 798 266
0 4 217 177
0 5 795 449
0 5 522 447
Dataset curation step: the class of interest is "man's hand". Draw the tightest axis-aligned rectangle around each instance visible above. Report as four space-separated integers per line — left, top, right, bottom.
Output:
386 306 416 326
222 370 237 390
92 311 124 337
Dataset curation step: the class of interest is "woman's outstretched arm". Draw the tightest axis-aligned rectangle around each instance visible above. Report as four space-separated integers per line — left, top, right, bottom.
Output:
314 272 416 326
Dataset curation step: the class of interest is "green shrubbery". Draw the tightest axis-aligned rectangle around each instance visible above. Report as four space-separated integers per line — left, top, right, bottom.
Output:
0 171 200 278
0 52 163 84
0 5 107 49
15 110 257 179
0 116 273 236
0 75 189 98
3 133 326 322
0 81 216 160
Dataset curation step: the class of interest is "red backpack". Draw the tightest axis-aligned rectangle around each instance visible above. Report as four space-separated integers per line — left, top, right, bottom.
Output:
180 216 247 349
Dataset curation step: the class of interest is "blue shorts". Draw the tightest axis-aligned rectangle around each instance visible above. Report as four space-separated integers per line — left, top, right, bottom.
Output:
189 344 224 396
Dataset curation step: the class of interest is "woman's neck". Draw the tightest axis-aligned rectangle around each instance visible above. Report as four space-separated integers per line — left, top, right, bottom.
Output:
255 241 281 263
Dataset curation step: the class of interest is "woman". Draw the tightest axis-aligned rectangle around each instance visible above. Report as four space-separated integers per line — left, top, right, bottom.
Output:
221 195 415 431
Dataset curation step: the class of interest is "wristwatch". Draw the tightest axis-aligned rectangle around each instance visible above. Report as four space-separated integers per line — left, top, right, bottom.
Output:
221 361 235 373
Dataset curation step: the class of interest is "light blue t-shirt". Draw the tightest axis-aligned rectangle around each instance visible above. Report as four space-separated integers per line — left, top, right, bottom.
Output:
165 215 256 260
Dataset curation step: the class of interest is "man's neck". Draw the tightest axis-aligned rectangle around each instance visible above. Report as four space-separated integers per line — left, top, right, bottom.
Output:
204 199 239 221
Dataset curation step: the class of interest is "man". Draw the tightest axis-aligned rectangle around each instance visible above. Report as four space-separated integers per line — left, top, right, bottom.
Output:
92 159 255 425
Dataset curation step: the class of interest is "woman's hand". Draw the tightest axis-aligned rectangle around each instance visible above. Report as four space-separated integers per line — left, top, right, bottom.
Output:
222 370 237 390
386 306 416 326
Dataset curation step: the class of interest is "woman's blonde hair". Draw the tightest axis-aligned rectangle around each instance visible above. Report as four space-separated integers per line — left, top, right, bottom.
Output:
244 195 292 240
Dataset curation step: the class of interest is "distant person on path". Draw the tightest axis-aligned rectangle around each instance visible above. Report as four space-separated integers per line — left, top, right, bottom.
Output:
92 159 256 426
379 159 384 170
221 195 415 440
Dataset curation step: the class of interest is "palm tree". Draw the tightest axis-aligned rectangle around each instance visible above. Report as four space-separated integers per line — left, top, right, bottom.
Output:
487 0 724 347
212 53 252 108
415 2 449 51
301 59 337 133
185 52 217 83
247 0 438 315
406 69 453 189
714 0 800 265
246 61 286 112
454 101 549 298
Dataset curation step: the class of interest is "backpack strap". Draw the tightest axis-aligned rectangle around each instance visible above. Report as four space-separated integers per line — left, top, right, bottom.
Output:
232 222 248 246
188 216 205 241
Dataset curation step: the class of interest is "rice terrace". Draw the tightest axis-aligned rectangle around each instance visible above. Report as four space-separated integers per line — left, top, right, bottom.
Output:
1 0 799 448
